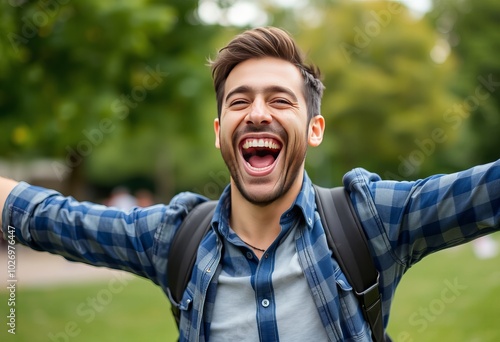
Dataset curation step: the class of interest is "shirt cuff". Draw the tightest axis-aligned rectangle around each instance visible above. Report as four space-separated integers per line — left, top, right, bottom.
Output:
2 182 60 246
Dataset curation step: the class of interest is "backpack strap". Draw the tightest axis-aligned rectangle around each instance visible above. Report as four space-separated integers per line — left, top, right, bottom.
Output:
167 200 217 327
314 185 384 342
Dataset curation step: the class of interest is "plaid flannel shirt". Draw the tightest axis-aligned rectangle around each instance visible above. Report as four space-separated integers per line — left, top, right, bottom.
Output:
3 160 500 341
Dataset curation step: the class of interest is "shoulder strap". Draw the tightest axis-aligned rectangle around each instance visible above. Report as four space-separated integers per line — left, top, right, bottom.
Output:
167 200 217 327
314 185 384 342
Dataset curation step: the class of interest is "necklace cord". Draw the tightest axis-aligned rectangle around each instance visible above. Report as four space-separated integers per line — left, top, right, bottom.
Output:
240 238 266 252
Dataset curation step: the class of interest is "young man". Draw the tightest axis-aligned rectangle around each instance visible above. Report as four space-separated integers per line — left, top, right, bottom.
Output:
1 27 500 341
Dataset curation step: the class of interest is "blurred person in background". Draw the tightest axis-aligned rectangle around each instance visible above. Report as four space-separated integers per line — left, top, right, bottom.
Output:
135 188 155 207
106 186 137 210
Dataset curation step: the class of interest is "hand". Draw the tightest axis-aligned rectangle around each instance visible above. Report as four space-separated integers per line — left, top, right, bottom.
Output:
0 177 19 230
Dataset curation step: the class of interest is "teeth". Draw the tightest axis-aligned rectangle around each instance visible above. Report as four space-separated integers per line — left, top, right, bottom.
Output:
242 138 280 150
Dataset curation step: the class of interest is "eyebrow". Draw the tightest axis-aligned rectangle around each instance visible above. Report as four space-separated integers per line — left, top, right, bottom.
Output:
224 85 299 104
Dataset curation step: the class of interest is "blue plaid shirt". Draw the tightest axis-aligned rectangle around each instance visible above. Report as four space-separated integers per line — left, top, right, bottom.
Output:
3 160 500 341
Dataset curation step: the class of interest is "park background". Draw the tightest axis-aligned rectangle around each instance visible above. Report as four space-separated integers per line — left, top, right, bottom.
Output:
1 0 500 341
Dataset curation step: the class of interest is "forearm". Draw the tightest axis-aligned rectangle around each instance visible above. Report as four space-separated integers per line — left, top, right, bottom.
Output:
0 177 19 231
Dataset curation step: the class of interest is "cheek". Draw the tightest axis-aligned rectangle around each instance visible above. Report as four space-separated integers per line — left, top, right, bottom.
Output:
291 119 309 142
218 127 237 156
285 127 308 161
221 116 245 144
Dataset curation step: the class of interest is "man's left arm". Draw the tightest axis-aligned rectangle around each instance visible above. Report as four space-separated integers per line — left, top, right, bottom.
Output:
346 159 500 267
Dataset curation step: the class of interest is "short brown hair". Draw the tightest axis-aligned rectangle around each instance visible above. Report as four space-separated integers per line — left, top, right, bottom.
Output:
209 27 325 121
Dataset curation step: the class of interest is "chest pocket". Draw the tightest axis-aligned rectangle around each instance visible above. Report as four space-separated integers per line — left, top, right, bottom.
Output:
334 267 372 341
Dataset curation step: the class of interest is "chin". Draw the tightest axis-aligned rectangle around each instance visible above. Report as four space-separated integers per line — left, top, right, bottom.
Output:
235 177 288 206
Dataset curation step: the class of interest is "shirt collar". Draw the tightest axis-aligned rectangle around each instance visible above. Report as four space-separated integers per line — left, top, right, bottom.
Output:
212 171 316 235
292 172 316 229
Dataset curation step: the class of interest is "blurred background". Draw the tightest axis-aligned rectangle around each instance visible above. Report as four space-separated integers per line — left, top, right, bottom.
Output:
1 0 500 341
1 0 499 202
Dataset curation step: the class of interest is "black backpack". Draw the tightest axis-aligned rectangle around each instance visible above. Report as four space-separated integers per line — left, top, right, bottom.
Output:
167 185 385 342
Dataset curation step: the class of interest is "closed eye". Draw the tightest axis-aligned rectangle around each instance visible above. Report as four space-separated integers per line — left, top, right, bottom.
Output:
274 98 291 104
229 99 250 109
271 97 294 108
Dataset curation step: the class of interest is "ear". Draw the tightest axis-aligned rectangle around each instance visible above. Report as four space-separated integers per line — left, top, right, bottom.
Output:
214 118 221 149
308 115 325 147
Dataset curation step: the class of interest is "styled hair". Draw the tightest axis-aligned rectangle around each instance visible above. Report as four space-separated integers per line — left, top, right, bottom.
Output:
209 27 325 121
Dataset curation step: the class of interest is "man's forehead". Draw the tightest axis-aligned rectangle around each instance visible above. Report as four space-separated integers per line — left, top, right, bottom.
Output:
225 85 299 103
223 57 304 99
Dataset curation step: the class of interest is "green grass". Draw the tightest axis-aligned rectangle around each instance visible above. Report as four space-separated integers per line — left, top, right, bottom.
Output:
387 235 500 341
0 276 178 342
1 236 499 341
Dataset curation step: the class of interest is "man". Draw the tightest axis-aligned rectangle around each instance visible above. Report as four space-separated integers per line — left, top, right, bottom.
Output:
1 27 500 341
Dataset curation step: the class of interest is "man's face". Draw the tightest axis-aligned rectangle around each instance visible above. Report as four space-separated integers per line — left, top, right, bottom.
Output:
214 57 324 205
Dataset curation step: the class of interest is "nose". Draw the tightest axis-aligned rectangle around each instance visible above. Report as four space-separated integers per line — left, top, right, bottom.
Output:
246 99 272 126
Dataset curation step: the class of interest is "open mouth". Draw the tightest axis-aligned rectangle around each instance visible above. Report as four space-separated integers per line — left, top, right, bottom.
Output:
241 138 282 171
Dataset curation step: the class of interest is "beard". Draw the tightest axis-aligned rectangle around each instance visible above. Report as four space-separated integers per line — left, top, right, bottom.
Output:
219 124 307 206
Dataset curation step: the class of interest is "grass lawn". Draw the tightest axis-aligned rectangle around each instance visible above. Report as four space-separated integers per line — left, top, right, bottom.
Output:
387 235 500 341
0 276 178 342
1 234 499 341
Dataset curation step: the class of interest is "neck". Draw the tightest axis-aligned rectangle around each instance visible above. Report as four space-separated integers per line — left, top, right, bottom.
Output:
229 175 303 250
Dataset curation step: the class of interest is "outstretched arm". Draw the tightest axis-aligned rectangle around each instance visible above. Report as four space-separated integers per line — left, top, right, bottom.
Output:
1 178 208 290
0 177 19 230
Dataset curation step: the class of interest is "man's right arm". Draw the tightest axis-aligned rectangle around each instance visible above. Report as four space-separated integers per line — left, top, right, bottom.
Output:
1 177 208 292
0 177 19 231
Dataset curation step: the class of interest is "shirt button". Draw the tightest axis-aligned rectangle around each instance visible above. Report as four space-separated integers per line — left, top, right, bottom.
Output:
246 252 253 259
261 299 270 308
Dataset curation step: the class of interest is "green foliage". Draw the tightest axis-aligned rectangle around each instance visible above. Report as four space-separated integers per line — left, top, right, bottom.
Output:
0 0 224 199
428 0 500 168
1 0 499 197
267 1 459 184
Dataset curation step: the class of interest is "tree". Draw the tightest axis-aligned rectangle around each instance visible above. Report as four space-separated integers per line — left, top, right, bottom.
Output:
268 1 459 184
428 0 500 168
0 0 225 200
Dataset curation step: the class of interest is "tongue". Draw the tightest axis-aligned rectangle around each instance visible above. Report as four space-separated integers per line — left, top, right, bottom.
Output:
248 155 275 169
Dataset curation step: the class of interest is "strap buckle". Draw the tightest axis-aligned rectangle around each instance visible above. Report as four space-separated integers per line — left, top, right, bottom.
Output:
356 273 380 310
